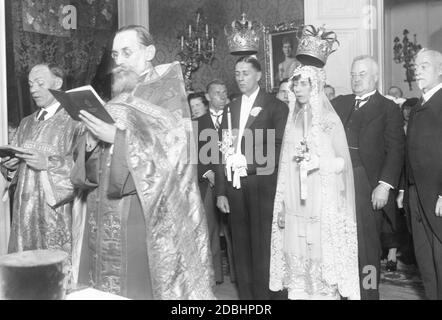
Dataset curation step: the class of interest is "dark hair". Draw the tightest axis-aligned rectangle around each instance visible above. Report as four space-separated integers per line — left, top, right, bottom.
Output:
291 74 312 87
282 37 292 46
402 97 419 110
116 25 154 47
324 84 335 93
206 79 227 93
31 63 65 81
280 78 289 85
235 55 262 72
187 92 209 107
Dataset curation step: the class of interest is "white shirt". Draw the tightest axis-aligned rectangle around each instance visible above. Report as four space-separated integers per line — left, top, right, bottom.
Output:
209 108 224 128
355 90 377 109
422 82 442 103
36 102 61 120
237 87 260 152
202 108 224 179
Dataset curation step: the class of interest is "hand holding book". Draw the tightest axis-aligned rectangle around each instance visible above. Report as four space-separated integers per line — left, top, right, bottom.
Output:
49 85 114 124
79 110 117 144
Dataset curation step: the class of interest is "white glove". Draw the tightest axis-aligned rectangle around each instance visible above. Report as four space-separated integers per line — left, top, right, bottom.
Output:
226 153 248 189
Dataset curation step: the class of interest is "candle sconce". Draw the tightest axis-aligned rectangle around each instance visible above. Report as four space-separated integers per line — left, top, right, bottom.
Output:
178 8 216 92
393 29 422 91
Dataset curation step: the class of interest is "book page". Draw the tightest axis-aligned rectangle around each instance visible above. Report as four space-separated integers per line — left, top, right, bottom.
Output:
67 85 105 106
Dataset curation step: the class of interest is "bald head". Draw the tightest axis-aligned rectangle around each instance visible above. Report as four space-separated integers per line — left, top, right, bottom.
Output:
415 49 442 93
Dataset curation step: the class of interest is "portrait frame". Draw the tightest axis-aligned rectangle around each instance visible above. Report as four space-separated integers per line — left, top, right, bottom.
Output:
263 20 303 93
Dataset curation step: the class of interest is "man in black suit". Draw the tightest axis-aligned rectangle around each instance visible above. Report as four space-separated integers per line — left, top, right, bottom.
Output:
400 49 442 300
197 79 228 284
332 55 405 300
215 56 288 300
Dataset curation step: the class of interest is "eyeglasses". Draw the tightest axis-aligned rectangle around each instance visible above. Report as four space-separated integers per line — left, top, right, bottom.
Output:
111 48 136 61
350 72 368 79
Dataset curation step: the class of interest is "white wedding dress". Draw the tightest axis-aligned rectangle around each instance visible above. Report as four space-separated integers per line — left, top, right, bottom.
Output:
269 67 360 300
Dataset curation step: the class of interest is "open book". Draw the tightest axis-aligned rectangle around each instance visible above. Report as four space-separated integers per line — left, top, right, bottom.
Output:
0 146 33 158
49 85 114 124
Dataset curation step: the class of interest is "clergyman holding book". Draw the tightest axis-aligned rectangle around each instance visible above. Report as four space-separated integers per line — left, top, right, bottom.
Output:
0 64 83 267
70 25 215 300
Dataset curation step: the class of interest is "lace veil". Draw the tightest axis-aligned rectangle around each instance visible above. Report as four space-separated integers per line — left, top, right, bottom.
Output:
269 65 360 299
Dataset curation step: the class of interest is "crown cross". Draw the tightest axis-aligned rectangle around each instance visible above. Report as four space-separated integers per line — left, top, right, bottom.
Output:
225 13 263 55
296 25 339 68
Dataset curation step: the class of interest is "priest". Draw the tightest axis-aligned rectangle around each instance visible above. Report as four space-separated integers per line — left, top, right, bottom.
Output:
71 25 215 300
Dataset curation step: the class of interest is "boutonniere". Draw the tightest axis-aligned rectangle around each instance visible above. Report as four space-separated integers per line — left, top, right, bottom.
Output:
250 107 262 117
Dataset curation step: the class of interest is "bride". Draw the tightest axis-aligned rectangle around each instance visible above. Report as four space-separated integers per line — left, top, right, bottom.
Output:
269 64 360 300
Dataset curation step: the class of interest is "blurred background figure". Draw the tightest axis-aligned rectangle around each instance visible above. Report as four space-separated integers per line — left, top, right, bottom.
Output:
386 85 406 107
276 78 290 104
402 98 419 132
324 84 336 101
188 92 209 120
388 86 404 99
278 37 300 83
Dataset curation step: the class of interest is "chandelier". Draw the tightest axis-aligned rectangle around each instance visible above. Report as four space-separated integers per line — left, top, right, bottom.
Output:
178 9 216 91
393 29 422 91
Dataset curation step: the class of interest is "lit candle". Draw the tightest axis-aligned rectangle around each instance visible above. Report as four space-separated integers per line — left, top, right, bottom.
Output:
198 38 201 53
181 36 184 51
211 37 214 51
196 12 200 25
227 107 232 136
206 24 209 38
303 105 308 138
188 25 192 38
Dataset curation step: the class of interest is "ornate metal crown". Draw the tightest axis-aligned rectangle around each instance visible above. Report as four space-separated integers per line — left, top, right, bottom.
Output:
296 25 339 68
225 13 263 55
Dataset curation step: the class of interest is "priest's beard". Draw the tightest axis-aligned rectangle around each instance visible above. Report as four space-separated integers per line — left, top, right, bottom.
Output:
111 66 140 97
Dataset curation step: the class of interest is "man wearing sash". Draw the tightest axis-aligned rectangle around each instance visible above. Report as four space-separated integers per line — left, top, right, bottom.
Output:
71 25 214 300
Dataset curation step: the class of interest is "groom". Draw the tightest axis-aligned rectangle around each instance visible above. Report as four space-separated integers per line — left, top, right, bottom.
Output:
215 55 288 300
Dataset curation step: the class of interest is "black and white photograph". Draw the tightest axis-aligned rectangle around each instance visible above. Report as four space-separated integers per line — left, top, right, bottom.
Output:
0 0 442 306
264 23 300 92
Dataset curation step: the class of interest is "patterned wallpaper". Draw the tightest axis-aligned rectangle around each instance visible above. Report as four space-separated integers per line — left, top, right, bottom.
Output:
150 0 304 95
7 0 118 125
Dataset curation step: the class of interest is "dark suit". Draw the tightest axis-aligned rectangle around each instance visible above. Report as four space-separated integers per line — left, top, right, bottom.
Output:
215 89 288 300
405 87 442 299
333 91 405 300
197 112 223 283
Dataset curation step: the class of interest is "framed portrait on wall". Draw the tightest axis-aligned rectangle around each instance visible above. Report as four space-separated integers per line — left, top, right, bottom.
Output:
264 21 302 93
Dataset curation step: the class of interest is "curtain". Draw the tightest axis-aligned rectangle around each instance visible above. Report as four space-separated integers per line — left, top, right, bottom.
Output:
6 0 118 126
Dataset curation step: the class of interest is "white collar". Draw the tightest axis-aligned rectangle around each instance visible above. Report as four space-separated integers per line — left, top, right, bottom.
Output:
242 87 260 102
37 101 61 120
209 107 224 116
355 90 377 100
423 82 442 103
